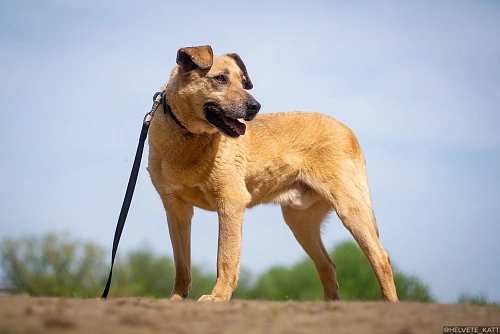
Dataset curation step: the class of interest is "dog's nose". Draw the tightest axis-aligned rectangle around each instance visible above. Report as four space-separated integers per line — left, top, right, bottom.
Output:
247 99 261 113
245 99 261 121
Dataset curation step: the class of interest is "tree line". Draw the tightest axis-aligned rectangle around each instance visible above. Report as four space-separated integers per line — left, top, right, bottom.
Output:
0 233 495 304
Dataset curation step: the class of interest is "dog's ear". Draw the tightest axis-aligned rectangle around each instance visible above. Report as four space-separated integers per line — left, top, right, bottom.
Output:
226 53 253 90
176 45 213 72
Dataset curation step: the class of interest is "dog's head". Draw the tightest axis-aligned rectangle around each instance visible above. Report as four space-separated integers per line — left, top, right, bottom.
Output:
165 45 261 138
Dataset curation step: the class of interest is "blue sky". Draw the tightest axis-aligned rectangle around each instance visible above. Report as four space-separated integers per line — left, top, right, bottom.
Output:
1 1 499 302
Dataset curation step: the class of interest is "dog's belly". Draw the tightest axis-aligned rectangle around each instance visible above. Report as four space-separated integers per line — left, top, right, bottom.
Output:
249 181 322 209
169 180 321 212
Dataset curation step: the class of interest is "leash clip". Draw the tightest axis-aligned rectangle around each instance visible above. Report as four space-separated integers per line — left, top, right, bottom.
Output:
143 91 164 125
143 112 154 125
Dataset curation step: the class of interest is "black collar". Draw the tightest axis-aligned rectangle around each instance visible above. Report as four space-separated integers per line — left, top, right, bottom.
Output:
162 93 187 130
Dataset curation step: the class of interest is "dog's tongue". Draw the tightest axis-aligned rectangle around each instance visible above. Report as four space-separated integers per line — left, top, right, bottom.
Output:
222 115 246 135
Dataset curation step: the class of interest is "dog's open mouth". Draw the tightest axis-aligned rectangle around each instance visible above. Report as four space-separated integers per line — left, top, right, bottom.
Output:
203 103 246 137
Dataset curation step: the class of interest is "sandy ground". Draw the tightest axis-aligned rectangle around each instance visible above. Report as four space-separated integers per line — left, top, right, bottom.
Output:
0 295 499 334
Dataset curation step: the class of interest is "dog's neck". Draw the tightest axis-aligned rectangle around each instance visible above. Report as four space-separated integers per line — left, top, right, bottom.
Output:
163 102 187 131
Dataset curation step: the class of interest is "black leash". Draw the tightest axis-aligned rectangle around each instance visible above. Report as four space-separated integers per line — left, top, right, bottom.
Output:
101 92 163 298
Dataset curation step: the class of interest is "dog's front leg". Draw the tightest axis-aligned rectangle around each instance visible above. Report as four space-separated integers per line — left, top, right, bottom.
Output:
198 202 245 302
165 198 194 300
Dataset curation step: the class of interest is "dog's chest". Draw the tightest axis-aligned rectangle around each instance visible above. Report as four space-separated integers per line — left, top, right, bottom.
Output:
170 182 217 211
150 164 214 210
149 156 217 212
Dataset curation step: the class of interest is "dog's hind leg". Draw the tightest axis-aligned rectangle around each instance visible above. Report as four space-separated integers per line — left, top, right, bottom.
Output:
163 197 194 300
327 174 399 302
281 199 341 301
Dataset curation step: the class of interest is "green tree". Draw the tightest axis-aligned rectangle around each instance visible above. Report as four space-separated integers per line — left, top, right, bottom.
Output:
108 249 175 297
109 248 216 299
0 234 218 299
189 265 217 299
244 261 323 300
458 292 499 306
1 233 105 297
243 240 434 301
1 234 435 302
333 241 434 301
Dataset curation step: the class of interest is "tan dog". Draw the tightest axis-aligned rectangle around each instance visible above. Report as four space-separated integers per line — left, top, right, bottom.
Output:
148 45 399 302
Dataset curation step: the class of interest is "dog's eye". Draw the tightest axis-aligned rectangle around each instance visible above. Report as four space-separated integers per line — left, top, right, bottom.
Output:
242 79 247 87
214 75 228 84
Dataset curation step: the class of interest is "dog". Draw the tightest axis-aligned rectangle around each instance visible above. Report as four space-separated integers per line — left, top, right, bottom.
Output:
147 45 399 302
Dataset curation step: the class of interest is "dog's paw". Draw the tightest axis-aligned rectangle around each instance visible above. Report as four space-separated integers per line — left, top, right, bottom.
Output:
170 294 184 301
198 294 226 302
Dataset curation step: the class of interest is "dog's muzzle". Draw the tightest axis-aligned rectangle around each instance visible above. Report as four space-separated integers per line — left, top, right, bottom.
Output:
203 98 261 138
